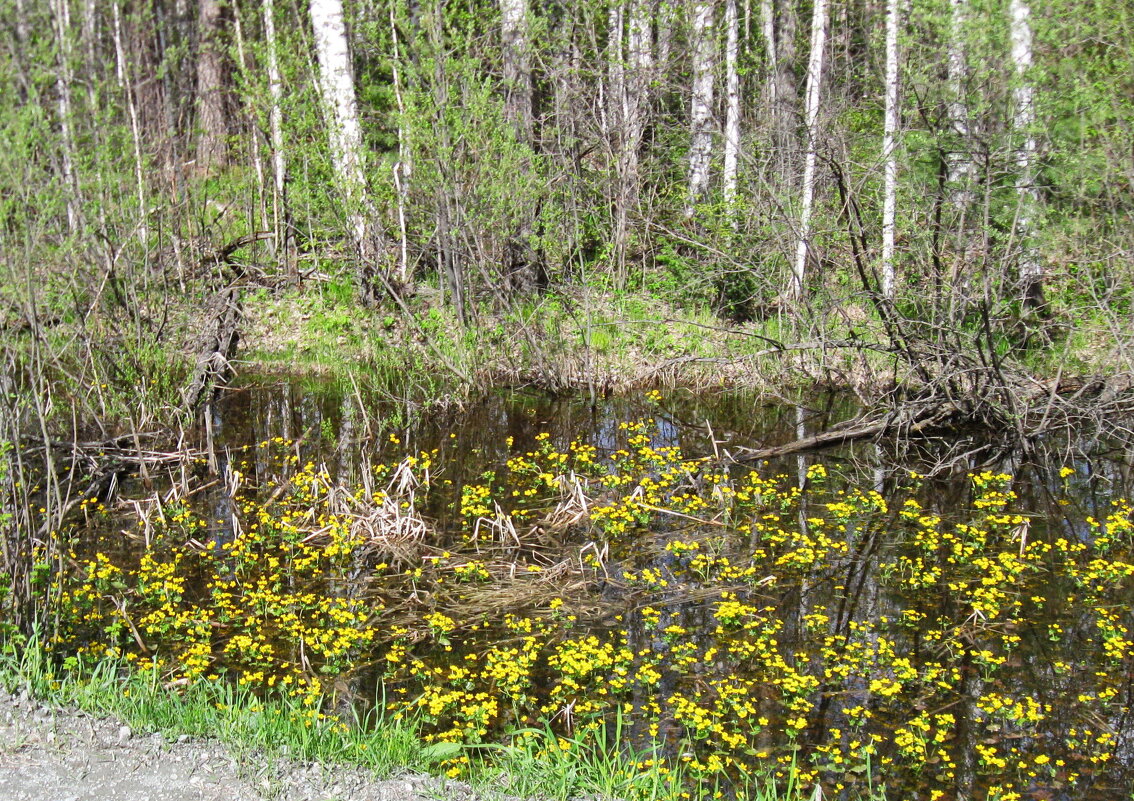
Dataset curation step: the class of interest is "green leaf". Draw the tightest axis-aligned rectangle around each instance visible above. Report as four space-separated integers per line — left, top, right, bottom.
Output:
420 741 464 763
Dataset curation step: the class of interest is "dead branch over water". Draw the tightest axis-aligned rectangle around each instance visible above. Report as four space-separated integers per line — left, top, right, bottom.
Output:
734 347 1134 465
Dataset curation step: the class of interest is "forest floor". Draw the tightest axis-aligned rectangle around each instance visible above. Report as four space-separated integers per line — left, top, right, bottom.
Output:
0 686 490 801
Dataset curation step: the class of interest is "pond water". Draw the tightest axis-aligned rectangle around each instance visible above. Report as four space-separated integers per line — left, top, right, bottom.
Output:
59 377 1134 800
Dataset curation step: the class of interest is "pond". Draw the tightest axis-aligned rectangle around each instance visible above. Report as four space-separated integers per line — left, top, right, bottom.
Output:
55 377 1134 800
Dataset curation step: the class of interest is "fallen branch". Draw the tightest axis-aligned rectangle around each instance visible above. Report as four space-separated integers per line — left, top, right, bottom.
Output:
182 285 242 411
734 401 966 462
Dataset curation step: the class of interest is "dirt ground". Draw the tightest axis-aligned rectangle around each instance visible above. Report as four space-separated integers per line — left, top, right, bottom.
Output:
0 686 486 801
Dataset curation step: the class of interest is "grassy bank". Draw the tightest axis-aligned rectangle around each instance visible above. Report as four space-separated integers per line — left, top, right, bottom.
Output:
241 278 1128 406
3 268 1124 442
0 634 819 801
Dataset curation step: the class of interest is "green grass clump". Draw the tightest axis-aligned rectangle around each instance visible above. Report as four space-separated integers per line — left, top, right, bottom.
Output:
0 634 421 774
0 633 825 801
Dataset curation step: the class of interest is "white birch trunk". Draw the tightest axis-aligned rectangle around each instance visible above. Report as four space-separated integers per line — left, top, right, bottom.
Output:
310 0 372 259
500 0 532 142
946 0 975 207
50 0 80 233
790 0 828 298
723 0 741 223
880 0 899 299
81 0 97 109
112 2 146 242
605 3 625 140
262 0 292 273
686 0 716 216
389 4 410 285
625 0 652 173
613 0 652 276
1009 0 1042 306
760 0 775 107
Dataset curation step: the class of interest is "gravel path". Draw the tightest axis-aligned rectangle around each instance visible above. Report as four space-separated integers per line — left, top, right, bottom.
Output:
0 687 485 801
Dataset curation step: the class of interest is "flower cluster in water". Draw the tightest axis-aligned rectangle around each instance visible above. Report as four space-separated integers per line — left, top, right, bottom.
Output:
46 420 1134 799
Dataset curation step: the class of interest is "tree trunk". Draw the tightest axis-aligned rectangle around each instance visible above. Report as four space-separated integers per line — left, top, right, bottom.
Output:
723 0 741 225
771 0 798 180
759 0 775 112
945 0 976 209
389 4 411 287
80 0 97 110
50 0 80 233
656 0 672 79
112 2 147 244
310 0 379 299
880 0 899 299
195 0 229 171
685 0 716 217
790 0 828 299
500 0 532 142
232 5 267 232
607 0 652 279
605 3 625 141
262 0 295 280
1009 0 1042 309
624 0 651 205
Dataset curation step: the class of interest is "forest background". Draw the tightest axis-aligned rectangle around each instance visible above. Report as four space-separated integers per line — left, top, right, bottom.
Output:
1 0 1133 540
2 0 1133 409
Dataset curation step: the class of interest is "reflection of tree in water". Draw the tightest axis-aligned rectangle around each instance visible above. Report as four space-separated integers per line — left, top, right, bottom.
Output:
181 379 1134 796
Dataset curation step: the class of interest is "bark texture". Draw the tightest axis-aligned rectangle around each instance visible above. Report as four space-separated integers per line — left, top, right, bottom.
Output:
195 0 229 171
723 0 741 222
686 0 716 216
310 0 379 295
790 0 829 298
1009 0 1042 308
880 0 899 299
500 0 532 142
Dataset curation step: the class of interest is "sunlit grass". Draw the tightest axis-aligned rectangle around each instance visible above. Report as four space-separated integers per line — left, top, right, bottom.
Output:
0 633 423 773
0 634 834 801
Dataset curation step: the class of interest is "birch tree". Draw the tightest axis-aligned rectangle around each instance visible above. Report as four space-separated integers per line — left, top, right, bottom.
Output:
500 0 532 142
389 4 411 286
790 0 829 299
946 0 976 210
880 0 899 299
686 0 716 217
624 0 652 207
608 0 652 274
112 2 146 243
723 0 741 224
49 0 79 233
262 0 293 275
1009 0 1042 308
759 0 775 109
605 3 625 141
310 0 379 295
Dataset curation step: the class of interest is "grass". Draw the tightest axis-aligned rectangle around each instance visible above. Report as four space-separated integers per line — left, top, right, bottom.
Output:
0 632 423 774
0 632 827 801
239 279 863 399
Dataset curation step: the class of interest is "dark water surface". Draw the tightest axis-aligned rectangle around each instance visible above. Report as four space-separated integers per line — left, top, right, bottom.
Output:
78 377 1134 800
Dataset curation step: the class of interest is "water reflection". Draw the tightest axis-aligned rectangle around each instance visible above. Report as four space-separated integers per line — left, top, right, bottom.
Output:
87 377 1134 798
